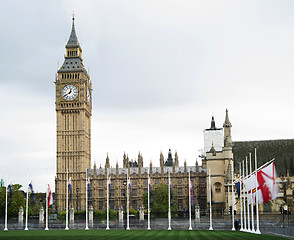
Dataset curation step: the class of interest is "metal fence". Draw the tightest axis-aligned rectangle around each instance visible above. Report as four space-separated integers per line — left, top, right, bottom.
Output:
0 216 293 239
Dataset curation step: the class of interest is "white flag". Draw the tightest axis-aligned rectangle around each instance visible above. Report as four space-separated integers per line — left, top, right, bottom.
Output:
243 162 278 204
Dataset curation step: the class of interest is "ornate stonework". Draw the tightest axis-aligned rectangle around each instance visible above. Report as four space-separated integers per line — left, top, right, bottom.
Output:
55 17 92 211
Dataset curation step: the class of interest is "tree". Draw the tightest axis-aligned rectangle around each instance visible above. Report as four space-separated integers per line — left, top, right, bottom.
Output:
143 183 177 218
0 184 26 218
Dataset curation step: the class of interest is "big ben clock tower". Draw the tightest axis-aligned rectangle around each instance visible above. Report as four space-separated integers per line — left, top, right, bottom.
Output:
55 16 92 211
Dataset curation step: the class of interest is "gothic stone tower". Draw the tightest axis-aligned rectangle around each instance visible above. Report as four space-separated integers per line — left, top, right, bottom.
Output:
205 109 233 214
55 17 92 211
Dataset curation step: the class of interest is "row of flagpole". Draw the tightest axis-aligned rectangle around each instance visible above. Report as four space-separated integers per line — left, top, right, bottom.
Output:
4 181 53 231
238 149 261 234
208 148 276 234
4 148 275 232
4 167 204 231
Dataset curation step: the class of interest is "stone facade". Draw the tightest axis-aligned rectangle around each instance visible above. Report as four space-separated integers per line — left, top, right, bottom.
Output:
88 150 207 214
203 109 234 215
55 17 92 211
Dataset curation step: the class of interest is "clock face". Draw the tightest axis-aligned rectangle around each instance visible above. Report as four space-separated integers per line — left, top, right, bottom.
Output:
62 85 78 100
87 87 91 104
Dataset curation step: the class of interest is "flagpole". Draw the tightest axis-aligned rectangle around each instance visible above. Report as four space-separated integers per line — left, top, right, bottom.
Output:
168 169 171 230
231 162 235 231
243 160 247 232
246 157 251 232
4 185 8 231
189 170 192 230
65 169 69 230
255 148 261 234
250 153 255 233
45 169 49 231
24 184 29 231
240 162 243 231
126 172 130 230
45 185 49 230
209 168 213 230
106 168 110 230
147 173 151 230
85 169 89 230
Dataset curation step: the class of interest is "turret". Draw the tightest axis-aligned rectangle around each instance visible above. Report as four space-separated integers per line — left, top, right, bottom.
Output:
165 149 173 166
210 115 216 130
116 161 119 175
160 151 164 167
123 152 127 168
149 161 153 174
223 109 232 148
105 153 110 169
175 151 179 166
138 152 143 168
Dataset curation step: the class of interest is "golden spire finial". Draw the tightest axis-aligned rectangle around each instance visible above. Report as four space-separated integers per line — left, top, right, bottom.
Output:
72 11 75 22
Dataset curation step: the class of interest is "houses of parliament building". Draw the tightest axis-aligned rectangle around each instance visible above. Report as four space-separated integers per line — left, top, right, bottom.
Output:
55 18 294 215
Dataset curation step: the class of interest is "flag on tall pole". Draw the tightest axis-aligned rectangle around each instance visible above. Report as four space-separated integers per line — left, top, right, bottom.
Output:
188 170 192 230
147 173 151 230
85 169 89 231
243 160 247 232
4 183 10 231
106 169 110 230
25 182 29 231
255 148 261 234
250 153 255 233
65 169 69 230
7 183 12 207
126 172 130 230
231 162 235 231
29 182 35 204
87 177 91 199
45 184 52 230
48 184 53 207
209 168 213 230
239 162 243 231
168 169 171 230
246 157 251 232
243 160 278 205
235 182 241 200
68 177 72 204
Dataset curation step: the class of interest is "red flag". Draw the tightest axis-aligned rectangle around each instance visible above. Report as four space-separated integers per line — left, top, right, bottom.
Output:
48 184 53 207
257 162 278 203
257 171 270 203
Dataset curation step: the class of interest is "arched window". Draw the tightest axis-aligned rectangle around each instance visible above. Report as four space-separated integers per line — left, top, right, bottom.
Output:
214 182 222 193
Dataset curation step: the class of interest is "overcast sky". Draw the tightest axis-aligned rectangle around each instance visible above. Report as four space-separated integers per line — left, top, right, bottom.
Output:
1 0 293 192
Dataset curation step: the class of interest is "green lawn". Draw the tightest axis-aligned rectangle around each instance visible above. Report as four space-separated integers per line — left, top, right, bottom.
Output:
0 230 289 240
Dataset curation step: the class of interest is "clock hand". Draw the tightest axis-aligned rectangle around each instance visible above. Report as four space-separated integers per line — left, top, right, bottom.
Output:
64 89 72 97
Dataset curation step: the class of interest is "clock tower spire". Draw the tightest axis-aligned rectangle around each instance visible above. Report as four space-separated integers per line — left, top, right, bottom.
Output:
55 17 92 211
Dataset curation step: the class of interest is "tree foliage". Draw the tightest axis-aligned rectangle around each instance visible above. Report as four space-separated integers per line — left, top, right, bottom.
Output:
0 185 45 218
143 183 177 218
0 184 25 218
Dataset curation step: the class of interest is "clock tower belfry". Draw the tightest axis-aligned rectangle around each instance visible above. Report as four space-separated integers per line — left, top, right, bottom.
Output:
55 16 92 211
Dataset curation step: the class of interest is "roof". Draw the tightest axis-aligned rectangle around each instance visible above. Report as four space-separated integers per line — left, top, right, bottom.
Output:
66 17 81 49
58 57 86 73
233 139 294 177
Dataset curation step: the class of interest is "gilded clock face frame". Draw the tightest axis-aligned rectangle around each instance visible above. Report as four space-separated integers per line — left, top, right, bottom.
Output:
62 85 78 100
